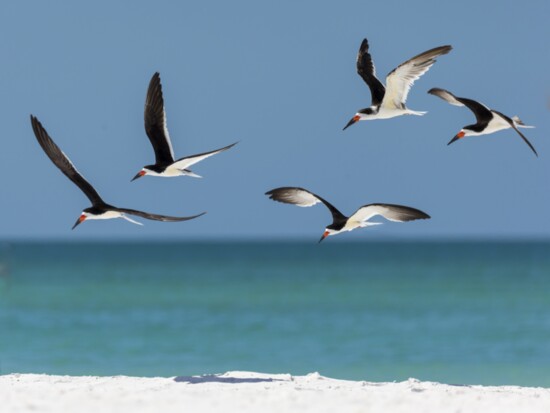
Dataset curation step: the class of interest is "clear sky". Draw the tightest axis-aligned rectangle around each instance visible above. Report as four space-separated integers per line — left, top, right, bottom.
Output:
1 0 549 240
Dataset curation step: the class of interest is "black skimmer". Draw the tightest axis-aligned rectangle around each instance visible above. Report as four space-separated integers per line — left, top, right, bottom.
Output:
343 39 452 130
265 187 430 242
428 88 538 156
132 72 237 181
30 115 205 229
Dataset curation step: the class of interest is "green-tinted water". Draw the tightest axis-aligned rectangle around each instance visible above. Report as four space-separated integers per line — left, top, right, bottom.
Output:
1 241 549 386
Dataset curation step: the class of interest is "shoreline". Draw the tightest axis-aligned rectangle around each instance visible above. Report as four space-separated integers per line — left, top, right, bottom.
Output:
2 371 550 413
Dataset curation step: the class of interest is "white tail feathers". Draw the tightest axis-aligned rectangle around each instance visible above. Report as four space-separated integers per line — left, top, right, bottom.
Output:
121 215 144 226
407 110 427 116
512 116 535 128
182 170 203 178
359 221 383 228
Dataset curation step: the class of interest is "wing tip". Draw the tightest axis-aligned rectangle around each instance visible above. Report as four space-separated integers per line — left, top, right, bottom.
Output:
147 71 163 96
30 113 40 128
151 71 161 82
265 186 304 202
427 87 443 95
408 207 430 221
30 114 47 140
418 212 431 220
193 211 207 219
428 45 453 57
265 187 282 199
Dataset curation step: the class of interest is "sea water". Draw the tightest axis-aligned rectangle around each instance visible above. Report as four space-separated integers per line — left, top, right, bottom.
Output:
1 241 549 386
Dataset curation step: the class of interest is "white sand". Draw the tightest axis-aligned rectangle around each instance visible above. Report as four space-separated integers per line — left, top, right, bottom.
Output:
2 371 550 413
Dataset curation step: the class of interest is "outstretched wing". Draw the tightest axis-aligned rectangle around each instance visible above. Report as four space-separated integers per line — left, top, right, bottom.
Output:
113 207 206 222
382 45 452 109
349 203 430 224
428 88 493 125
144 72 175 165
30 115 105 206
265 187 346 223
492 110 538 157
171 142 238 170
356 38 386 106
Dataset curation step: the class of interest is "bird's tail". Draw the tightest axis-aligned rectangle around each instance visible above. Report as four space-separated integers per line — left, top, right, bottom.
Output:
360 221 383 228
512 116 535 128
407 110 427 116
121 215 144 226
182 169 203 178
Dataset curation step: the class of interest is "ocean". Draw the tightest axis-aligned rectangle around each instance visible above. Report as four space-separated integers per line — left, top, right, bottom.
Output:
1 240 549 386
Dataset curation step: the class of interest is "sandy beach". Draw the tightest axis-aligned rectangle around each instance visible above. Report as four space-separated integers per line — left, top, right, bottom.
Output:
2 371 550 413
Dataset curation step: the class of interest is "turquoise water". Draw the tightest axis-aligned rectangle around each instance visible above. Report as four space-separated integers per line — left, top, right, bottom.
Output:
1 241 549 386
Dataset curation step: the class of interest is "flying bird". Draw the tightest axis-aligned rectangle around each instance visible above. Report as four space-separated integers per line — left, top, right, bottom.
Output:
30 115 205 229
428 88 537 156
265 187 430 242
343 38 452 130
132 72 237 181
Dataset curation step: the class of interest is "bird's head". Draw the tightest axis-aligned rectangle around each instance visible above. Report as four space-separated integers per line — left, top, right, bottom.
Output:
318 228 338 243
343 109 372 131
72 211 90 230
131 167 151 181
447 130 466 146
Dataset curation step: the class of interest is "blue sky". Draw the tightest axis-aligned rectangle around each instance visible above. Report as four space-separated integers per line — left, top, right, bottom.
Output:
1 0 549 240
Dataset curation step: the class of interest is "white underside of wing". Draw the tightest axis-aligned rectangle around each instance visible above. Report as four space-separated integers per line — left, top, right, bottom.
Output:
341 220 382 232
286 190 321 207
163 109 175 160
429 88 493 114
349 205 407 224
429 89 465 107
269 188 322 207
381 60 435 110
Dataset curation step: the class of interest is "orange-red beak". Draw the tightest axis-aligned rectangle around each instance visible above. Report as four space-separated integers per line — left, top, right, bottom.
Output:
131 170 146 182
343 115 360 131
72 214 86 230
448 131 465 146
318 230 330 243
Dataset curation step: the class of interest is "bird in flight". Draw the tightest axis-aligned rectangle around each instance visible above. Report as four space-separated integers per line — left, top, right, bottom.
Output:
30 115 205 229
343 38 452 130
265 187 430 242
428 88 537 156
132 72 237 181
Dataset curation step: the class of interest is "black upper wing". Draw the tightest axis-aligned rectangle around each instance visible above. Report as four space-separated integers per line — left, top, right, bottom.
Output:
356 38 386 107
113 207 206 222
30 115 105 206
265 187 347 224
428 88 492 126
144 72 176 165
455 97 493 126
172 141 238 169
